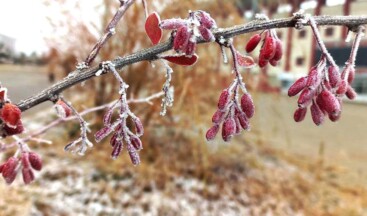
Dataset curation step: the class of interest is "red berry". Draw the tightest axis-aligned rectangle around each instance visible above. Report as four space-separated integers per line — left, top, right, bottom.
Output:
55 100 72 118
260 35 276 60
206 124 219 141
197 11 216 29
212 110 225 124
346 85 357 100
133 117 144 137
199 25 214 42
310 101 325 126
2 157 18 184
1 103 21 128
328 66 341 88
245 34 261 53
240 93 255 119
130 135 143 151
298 88 315 108
348 68 355 84
288 77 307 97
237 113 250 130
222 118 236 142
111 142 123 159
258 52 269 68
217 89 230 110
320 90 341 115
173 26 190 52
271 39 283 61
28 152 42 171
159 18 186 30
22 168 34 184
185 40 197 55
293 107 307 122
306 68 321 90
3 120 24 136
336 80 348 95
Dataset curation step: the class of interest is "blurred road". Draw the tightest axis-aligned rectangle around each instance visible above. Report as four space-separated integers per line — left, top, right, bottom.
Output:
0 64 51 116
249 92 367 186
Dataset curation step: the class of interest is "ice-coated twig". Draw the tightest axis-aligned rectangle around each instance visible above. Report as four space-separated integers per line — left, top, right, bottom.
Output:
348 26 365 67
341 25 365 81
308 16 337 68
160 59 174 116
81 0 137 67
141 0 148 18
0 91 164 152
60 96 93 155
220 45 228 64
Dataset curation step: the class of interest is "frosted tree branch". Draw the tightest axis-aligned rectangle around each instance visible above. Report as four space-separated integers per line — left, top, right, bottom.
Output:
16 15 367 112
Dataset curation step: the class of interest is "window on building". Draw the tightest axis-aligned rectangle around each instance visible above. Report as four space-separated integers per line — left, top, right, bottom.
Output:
325 27 334 37
296 57 304 66
299 30 306 38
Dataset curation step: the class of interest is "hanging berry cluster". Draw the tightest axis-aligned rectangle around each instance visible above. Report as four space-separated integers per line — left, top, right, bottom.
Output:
245 30 283 67
0 85 43 184
94 63 144 165
0 151 42 184
288 24 364 125
206 86 255 142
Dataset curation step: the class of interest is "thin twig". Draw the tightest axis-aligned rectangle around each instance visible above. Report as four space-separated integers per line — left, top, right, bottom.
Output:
308 17 337 67
83 0 137 66
1 91 164 152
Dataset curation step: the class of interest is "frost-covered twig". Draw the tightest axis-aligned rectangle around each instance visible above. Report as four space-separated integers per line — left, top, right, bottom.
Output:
0 91 163 152
82 0 137 67
308 16 337 68
160 60 174 116
60 96 93 155
16 15 367 113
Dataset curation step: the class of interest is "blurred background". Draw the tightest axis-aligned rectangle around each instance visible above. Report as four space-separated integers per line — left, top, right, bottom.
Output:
1 0 367 215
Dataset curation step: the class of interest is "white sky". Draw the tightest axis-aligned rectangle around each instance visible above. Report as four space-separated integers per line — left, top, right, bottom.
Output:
0 0 49 54
0 0 347 55
0 0 101 55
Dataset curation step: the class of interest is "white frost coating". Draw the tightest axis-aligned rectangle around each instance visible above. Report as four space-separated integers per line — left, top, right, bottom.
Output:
109 27 116 35
255 13 269 21
219 36 226 44
95 69 103 77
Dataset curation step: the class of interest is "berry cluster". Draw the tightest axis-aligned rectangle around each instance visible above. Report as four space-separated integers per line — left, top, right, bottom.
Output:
0 152 42 184
288 56 357 125
159 10 217 55
245 30 283 68
94 64 144 165
0 86 24 137
206 84 255 142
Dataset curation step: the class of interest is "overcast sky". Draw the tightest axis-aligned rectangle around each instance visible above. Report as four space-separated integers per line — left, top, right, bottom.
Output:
0 0 49 54
0 0 101 55
0 0 346 55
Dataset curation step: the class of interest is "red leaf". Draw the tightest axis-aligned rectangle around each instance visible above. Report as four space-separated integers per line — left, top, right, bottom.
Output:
162 54 198 66
236 52 255 67
145 12 162 45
